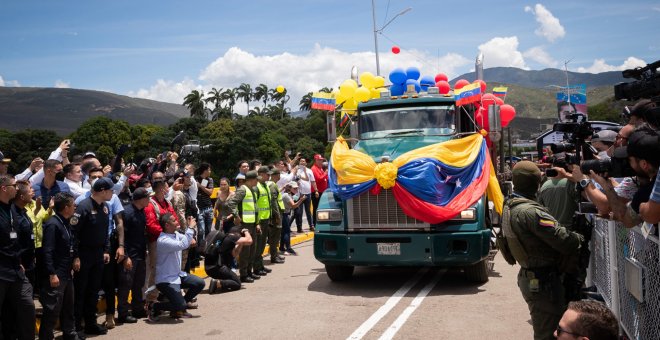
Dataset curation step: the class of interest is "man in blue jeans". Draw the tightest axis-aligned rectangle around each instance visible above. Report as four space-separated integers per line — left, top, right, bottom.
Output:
149 213 205 321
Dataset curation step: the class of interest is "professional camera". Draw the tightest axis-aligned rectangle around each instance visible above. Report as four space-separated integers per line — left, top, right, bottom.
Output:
180 140 212 157
549 113 597 165
580 147 636 178
614 60 660 101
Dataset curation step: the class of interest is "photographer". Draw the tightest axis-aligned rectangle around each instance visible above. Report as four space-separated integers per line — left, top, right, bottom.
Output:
208 227 253 294
590 130 617 159
590 126 660 228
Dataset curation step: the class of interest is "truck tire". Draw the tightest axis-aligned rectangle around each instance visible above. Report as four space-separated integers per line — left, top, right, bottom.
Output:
464 259 489 283
325 264 354 281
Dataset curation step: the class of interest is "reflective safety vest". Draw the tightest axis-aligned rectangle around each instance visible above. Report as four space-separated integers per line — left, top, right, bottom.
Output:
256 182 271 220
241 185 256 224
267 181 285 210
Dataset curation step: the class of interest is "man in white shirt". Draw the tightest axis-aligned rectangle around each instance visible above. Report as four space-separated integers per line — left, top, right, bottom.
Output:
293 158 318 231
63 163 88 199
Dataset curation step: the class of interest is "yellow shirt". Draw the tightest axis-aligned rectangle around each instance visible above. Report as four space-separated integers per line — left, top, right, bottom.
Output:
25 200 51 249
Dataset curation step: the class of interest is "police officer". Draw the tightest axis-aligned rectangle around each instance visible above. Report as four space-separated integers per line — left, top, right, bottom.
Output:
40 192 81 340
0 174 36 340
267 169 285 263
227 170 259 283
72 177 114 335
500 161 584 340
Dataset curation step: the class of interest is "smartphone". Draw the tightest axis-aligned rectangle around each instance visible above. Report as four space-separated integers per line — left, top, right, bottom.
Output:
545 169 558 177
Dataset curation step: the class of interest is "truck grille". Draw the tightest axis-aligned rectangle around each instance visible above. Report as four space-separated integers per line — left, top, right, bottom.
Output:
348 189 429 230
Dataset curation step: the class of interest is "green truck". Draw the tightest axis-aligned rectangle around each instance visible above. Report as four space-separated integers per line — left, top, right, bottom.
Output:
314 91 499 282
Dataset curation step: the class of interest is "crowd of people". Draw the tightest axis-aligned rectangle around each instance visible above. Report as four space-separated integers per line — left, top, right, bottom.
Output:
0 141 329 339
500 99 660 340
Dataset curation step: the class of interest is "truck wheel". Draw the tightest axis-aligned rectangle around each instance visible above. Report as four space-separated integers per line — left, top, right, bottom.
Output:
464 259 489 283
325 264 354 281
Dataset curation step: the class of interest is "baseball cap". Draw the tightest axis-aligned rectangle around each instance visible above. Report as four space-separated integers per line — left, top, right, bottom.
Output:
83 151 97 159
591 130 617 143
245 170 258 180
132 187 150 200
270 169 281 176
0 151 10 163
235 173 245 181
257 166 271 174
92 177 114 191
314 154 325 161
287 181 299 189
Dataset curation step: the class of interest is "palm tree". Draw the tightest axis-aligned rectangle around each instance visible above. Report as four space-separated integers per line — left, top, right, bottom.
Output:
299 92 312 111
253 84 269 109
183 90 206 119
221 88 237 116
248 106 265 117
205 87 223 111
236 83 253 114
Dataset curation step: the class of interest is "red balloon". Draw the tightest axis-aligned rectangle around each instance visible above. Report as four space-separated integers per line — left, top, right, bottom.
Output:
475 107 490 131
473 79 487 93
495 97 504 105
500 104 516 127
454 79 469 90
391 46 400 54
481 93 497 107
435 80 451 94
434 73 448 83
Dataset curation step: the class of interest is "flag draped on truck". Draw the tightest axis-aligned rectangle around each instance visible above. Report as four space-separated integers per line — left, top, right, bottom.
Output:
328 133 504 224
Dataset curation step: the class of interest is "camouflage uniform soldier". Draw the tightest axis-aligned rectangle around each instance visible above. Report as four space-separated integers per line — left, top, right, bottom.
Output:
267 169 284 263
500 161 584 340
227 170 259 283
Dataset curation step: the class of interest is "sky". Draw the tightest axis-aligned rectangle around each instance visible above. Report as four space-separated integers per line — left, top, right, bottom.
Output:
0 1 658 113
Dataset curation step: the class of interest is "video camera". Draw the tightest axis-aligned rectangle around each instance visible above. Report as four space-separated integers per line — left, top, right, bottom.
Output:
614 60 660 101
580 149 636 178
180 140 212 157
549 113 597 165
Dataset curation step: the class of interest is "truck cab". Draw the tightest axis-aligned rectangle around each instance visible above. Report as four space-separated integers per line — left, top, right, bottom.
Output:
313 92 495 282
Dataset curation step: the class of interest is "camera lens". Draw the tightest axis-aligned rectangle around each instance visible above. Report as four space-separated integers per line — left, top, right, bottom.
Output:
581 159 611 175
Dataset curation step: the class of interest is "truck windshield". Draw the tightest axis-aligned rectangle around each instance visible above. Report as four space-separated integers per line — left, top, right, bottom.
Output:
359 105 455 139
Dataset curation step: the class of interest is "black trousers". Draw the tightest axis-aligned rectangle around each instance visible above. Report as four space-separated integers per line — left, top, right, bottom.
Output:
117 258 146 318
102 244 118 315
39 277 76 340
0 274 36 340
293 194 312 230
207 265 241 291
311 193 320 227
74 251 104 329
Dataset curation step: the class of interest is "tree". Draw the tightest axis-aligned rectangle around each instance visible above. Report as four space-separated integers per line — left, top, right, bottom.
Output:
183 90 206 119
299 92 312 111
68 116 132 164
236 83 253 114
253 84 269 109
248 107 266 117
205 87 224 120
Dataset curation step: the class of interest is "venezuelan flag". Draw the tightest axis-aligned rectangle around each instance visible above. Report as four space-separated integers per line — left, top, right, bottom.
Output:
328 134 503 223
493 86 508 97
311 92 336 111
454 83 482 106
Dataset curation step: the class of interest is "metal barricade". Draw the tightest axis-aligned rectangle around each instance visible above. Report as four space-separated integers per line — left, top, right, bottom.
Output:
588 215 660 340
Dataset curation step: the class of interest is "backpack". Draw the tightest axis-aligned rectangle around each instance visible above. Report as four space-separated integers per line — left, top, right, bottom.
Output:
204 229 227 259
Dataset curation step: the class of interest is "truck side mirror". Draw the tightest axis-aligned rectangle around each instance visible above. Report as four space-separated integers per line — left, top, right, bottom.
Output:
488 104 502 142
326 112 337 142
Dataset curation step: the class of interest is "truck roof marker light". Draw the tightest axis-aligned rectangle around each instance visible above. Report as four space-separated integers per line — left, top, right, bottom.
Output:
412 94 419 98
427 87 440 95
390 96 398 100
400 95 409 99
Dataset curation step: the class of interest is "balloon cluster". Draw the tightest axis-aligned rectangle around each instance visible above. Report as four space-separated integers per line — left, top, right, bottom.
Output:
470 90 516 129
335 72 386 115
388 67 452 96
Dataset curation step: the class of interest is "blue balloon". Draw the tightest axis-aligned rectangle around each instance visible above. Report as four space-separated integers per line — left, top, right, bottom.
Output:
405 79 421 93
389 68 407 85
420 75 435 91
406 67 421 80
390 83 405 96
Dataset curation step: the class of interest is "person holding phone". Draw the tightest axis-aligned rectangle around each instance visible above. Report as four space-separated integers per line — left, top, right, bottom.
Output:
293 158 317 232
195 163 214 241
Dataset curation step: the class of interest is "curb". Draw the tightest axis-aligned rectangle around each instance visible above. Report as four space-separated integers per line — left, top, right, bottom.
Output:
191 231 315 277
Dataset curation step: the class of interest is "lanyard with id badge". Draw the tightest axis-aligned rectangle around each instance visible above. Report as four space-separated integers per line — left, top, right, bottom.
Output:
1 206 18 240
54 215 74 256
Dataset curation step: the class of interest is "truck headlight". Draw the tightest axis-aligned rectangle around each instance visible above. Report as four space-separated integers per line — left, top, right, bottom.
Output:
317 209 343 222
451 208 476 221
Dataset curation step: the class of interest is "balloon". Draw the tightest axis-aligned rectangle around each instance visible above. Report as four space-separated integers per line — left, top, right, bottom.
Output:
276 85 285 93
454 79 469 90
495 97 504 105
435 81 451 94
390 83 405 96
420 75 435 92
475 107 490 131
500 104 516 127
355 87 371 102
333 89 346 105
473 80 487 93
406 67 421 80
405 79 421 93
373 76 385 88
481 93 497 107
359 72 376 89
370 88 381 99
391 46 400 54
389 68 407 85
342 98 358 114
434 73 448 83
340 79 357 99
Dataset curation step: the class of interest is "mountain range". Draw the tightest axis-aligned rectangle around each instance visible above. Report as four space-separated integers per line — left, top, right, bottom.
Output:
0 67 628 136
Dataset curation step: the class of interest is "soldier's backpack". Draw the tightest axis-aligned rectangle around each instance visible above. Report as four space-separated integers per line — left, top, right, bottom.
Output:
204 229 227 258
496 201 518 266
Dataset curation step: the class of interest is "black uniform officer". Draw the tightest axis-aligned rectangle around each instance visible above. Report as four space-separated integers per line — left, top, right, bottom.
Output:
0 174 36 340
40 192 81 340
72 177 113 335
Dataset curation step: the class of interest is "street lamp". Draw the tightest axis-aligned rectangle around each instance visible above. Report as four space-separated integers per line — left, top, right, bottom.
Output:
371 2 412 76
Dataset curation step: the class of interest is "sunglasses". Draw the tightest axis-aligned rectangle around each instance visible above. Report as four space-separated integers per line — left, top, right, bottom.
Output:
556 325 582 337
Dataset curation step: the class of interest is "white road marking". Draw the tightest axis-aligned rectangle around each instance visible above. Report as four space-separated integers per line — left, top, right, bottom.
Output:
347 268 429 340
377 269 444 340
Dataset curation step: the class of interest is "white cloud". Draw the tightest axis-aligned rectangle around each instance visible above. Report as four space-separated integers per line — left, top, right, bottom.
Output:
130 45 472 112
54 80 70 88
523 46 558 68
0 75 20 87
478 37 528 69
576 57 647 73
525 4 565 42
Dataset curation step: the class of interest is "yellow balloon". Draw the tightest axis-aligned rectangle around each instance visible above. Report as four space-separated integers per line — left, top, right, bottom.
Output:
276 85 285 93
355 87 371 102
370 88 381 99
373 76 385 88
332 89 345 105
359 72 375 89
343 98 357 114
339 79 357 99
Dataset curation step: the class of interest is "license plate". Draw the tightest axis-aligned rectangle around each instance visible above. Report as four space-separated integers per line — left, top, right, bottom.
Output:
377 243 401 255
